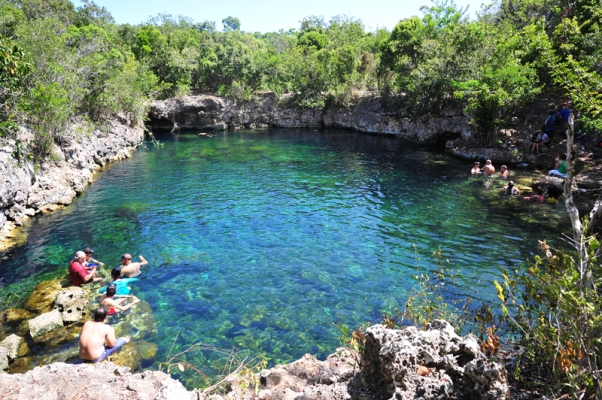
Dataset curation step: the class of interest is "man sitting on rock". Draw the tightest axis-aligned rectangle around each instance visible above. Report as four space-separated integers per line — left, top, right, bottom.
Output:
98 268 138 296
118 253 148 278
79 307 130 363
69 251 103 286
100 283 140 315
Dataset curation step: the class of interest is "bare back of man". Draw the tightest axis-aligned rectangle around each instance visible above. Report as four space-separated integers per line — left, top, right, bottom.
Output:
79 320 116 361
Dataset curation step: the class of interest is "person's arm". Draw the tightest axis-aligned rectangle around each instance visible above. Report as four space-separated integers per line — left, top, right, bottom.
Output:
105 326 117 348
80 266 96 283
138 256 148 266
114 296 140 312
91 258 105 267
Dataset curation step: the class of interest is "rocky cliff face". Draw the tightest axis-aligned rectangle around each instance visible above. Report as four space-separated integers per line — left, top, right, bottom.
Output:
149 94 473 144
0 119 144 252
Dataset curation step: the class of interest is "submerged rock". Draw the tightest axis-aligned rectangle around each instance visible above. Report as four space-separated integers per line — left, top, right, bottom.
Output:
24 280 63 314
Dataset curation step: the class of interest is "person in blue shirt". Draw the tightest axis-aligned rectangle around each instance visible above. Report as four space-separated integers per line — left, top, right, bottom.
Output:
558 102 571 136
99 268 138 296
543 110 557 135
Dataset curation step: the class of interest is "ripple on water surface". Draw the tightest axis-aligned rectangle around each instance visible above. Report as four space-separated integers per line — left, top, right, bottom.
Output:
0 129 569 388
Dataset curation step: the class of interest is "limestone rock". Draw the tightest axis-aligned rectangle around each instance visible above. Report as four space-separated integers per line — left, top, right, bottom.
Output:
0 346 8 371
0 308 33 326
0 334 23 359
53 286 89 323
24 279 63 314
0 362 197 399
28 310 63 340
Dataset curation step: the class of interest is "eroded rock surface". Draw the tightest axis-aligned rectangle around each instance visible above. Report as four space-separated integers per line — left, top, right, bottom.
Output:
28 310 63 340
53 286 89 323
0 118 144 252
0 362 199 400
149 94 472 144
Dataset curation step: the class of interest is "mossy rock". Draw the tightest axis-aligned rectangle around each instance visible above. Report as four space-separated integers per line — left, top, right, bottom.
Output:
110 342 142 372
24 279 63 314
127 301 158 339
1 308 34 325
17 340 30 357
138 340 158 362
32 324 80 346
8 357 32 374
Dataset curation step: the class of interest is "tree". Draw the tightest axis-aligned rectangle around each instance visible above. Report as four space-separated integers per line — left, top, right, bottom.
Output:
222 16 240 32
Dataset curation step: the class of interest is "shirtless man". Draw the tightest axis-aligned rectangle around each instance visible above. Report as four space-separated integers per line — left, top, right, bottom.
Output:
79 307 130 363
471 161 482 175
119 253 148 277
499 165 509 179
100 283 140 315
482 160 495 177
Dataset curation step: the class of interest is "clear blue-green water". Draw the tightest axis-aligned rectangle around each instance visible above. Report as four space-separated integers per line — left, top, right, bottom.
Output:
0 129 568 387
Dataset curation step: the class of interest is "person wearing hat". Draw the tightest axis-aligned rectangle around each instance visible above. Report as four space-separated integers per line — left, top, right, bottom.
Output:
471 161 482 175
83 247 105 270
118 253 148 278
501 181 520 196
100 283 140 315
69 251 104 286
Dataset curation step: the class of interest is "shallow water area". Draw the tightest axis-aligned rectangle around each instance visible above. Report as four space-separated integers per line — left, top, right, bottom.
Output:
0 128 569 388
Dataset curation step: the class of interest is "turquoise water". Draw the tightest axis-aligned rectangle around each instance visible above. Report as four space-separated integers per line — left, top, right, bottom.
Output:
0 129 568 387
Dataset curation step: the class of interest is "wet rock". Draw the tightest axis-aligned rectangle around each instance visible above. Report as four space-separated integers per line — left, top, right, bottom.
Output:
0 308 33 327
138 340 159 362
53 286 89 323
28 310 63 340
0 347 8 371
17 341 29 358
32 324 80 346
24 280 63 314
0 334 23 359
7 357 32 374
127 301 158 339
0 362 197 399
110 342 142 372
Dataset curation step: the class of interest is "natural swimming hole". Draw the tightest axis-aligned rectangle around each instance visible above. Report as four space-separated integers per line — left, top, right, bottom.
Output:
0 128 569 388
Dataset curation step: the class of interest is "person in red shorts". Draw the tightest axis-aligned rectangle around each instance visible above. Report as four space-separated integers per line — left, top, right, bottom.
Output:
69 251 103 286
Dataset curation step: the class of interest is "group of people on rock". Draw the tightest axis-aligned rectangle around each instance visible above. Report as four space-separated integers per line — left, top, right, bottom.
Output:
66 248 149 363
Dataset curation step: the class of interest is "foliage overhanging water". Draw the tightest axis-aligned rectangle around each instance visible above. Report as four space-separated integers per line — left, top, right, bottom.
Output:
0 129 569 388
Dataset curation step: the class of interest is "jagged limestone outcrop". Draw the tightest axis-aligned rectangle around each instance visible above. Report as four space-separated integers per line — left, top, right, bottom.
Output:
0 118 145 252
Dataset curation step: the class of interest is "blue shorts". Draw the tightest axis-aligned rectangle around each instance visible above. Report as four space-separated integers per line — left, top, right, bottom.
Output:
95 337 127 363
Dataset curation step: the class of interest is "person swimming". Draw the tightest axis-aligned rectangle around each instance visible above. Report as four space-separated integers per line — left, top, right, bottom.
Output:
99 268 138 296
100 283 140 315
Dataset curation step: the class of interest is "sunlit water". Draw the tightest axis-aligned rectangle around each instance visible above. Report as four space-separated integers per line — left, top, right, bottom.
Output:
0 129 569 388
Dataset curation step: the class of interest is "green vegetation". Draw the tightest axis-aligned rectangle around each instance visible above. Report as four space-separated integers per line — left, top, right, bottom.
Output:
1 0 601 159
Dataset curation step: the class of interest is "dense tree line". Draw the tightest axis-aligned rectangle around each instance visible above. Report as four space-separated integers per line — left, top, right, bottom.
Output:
0 0 600 154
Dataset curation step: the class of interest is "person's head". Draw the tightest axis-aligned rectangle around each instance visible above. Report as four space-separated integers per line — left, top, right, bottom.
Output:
473 161 480 167
485 160 492 165
93 307 107 322
121 254 132 265
84 247 94 260
501 165 507 171
508 181 515 187
536 186 543 195
549 110 556 115
74 251 86 261
106 283 117 297
562 102 568 107
111 267 122 280
560 153 567 161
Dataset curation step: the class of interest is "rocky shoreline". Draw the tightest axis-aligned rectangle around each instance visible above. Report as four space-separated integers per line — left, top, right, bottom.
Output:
0 320 509 400
0 117 145 253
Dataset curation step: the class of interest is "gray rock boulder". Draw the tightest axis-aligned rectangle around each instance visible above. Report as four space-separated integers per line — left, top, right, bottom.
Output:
53 286 89 323
0 334 23 359
0 347 8 371
0 362 198 399
28 310 63 340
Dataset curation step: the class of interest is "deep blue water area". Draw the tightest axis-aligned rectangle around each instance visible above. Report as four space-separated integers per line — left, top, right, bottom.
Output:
0 128 569 387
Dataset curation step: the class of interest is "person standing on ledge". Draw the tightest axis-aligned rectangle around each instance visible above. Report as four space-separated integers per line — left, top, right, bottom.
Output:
119 253 148 277
79 307 130 363
69 251 103 286
482 160 495 176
